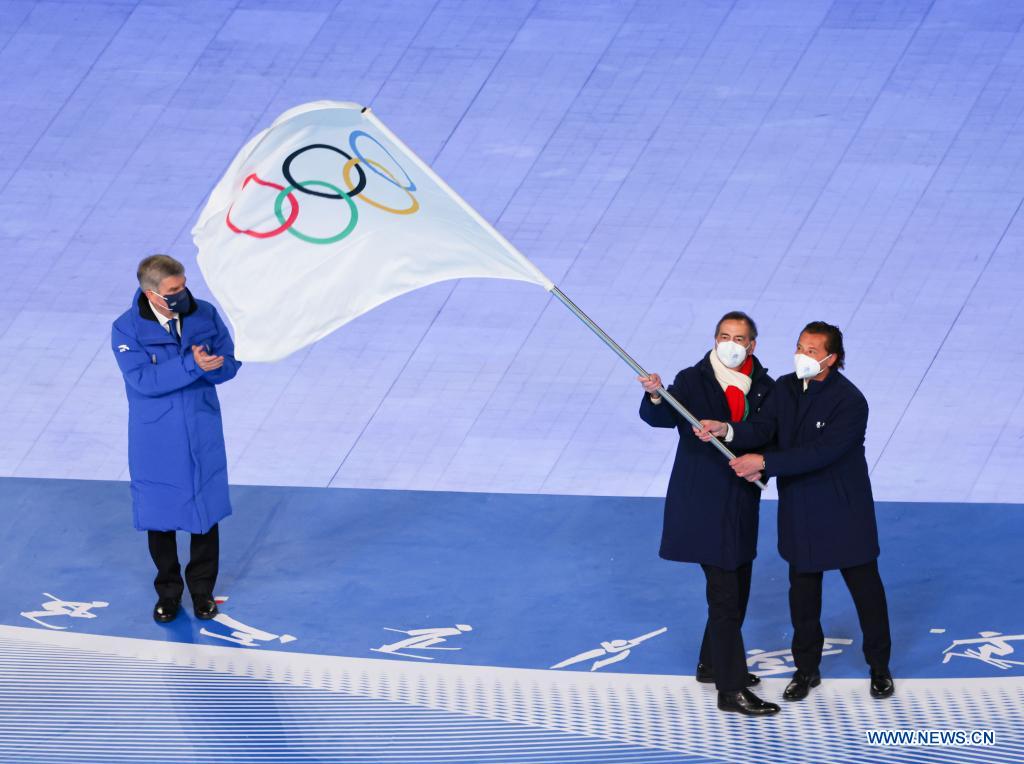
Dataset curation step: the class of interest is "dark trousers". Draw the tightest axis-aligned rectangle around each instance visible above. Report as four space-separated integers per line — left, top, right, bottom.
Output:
789 560 891 676
698 562 753 692
147 524 219 602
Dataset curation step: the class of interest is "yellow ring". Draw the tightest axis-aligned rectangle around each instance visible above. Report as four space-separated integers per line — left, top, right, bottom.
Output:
343 158 419 215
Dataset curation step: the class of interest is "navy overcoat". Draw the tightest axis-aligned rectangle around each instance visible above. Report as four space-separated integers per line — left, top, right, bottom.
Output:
111 290 241 533
730 370 879 572
640 352 774 570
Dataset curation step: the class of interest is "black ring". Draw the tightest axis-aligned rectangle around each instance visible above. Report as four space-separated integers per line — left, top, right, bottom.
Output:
282 144 367 199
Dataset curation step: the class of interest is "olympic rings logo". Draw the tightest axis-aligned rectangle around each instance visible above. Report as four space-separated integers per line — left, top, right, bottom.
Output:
225 130 420 245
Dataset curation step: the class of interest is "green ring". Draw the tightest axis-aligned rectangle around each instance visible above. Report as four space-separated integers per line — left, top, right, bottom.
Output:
274 181 358 244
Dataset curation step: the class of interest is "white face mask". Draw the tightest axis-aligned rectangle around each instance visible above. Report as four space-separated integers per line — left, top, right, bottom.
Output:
715 340 750 369
794 352 834 380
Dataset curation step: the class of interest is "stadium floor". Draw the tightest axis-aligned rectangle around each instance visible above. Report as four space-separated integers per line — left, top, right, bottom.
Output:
1 477 1021 763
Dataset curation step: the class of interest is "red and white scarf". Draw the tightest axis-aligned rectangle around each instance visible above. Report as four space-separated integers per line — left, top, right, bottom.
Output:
709 350 753 422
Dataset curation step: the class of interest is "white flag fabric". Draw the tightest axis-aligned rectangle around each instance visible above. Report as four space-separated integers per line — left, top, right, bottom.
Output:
192 101 553 362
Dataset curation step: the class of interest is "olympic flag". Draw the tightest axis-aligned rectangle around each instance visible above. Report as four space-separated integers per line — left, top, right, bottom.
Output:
192 100 552 362
192 100 766 489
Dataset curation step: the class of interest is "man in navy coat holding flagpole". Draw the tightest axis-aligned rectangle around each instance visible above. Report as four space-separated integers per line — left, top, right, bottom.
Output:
639 311 779 717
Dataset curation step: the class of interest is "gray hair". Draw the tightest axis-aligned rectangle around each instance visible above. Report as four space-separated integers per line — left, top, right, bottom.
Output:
137 254 185 292
715 310 758 340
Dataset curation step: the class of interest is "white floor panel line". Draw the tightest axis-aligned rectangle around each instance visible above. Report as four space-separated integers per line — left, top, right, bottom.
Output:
1 626 1021 764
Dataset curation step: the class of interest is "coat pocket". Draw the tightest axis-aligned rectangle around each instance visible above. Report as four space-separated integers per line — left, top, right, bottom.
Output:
832 474 850 506
202 388 221 412
135 398 173 423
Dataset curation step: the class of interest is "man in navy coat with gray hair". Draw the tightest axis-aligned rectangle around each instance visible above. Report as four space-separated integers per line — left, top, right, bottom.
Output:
638 311 779 717
698 321 894 701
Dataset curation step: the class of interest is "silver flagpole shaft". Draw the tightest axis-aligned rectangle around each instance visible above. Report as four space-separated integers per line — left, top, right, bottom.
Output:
550 286 767 491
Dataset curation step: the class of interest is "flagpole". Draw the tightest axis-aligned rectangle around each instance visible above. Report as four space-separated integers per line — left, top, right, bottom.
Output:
549 286 767 491
362 106 764 490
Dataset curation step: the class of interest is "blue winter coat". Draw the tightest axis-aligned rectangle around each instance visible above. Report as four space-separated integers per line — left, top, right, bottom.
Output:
729 371 879 573
640 352 774 570
111 290 241 533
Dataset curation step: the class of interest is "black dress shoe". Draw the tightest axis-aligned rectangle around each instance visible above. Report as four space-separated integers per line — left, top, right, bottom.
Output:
870 671 895 698
783 670 821 701
695 663 760 687
153 597 180 624
717 689 780 716
192 597 219 620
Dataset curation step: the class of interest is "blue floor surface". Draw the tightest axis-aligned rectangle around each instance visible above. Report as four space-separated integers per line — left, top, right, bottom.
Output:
4 477 1021 681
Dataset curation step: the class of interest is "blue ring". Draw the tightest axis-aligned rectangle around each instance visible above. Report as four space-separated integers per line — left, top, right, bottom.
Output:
349 130 416 192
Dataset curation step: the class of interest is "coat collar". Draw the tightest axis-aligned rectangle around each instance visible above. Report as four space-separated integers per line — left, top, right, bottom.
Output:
131 288 200 346
799 368 841 396
787 369 842 431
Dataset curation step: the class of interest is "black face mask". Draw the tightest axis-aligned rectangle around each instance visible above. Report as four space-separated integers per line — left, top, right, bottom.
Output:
155 287 193 314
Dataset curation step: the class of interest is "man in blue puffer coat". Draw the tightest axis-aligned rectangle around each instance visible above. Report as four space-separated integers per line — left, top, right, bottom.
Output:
111 255 241 624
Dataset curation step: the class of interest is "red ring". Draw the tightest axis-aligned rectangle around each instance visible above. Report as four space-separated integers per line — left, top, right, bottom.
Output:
226 173 299 238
